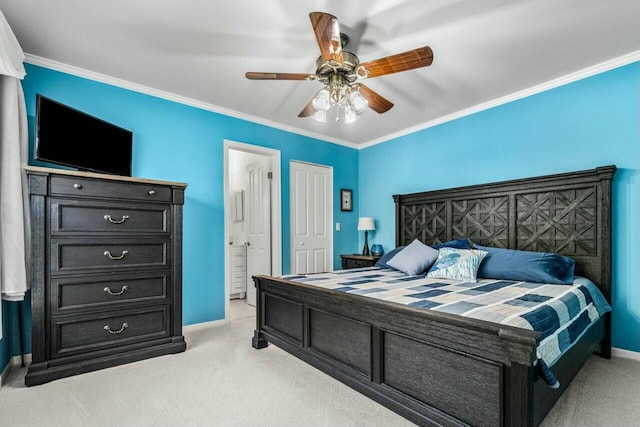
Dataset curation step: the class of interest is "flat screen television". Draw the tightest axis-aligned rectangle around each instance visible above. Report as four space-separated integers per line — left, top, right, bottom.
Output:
35 95 133 176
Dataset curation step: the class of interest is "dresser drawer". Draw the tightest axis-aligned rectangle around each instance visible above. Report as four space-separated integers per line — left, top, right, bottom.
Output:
51 199 169 235
51 306 170 358
50 176 172 202
231 279 246 293
230 247 246 268
231 259 246 272
230 270 246 283
50 273 169 314
344 257 375 269
51 239 169 273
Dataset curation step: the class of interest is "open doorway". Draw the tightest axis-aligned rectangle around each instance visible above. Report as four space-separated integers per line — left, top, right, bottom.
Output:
223 140 282 322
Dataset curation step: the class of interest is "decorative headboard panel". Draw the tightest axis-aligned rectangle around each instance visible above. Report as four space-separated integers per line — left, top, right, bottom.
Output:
393 165 616 302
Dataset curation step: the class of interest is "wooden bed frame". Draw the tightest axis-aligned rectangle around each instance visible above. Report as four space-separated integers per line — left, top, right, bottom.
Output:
252 165 616 427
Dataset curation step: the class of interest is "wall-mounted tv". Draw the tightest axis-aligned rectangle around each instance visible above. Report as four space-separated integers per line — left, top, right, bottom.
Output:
35 95 133 176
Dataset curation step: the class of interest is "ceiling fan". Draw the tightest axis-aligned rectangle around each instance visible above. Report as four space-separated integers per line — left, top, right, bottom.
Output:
245 12 434 123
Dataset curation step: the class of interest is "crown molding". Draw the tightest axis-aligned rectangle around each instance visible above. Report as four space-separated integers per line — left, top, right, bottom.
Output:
359 50 640 149
23 54 359 150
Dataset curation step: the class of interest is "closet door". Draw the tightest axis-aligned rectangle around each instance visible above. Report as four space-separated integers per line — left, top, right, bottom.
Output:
290 161 333 275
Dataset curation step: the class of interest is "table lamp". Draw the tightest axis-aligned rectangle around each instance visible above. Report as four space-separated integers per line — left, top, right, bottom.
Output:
357 217 375 256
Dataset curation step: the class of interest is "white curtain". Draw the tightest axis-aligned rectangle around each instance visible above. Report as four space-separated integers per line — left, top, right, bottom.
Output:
0 9 28 340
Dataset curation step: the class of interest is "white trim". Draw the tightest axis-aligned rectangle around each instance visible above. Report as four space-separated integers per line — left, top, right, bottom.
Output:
11 353 31 367
183 318 228 333
223 140 283 321
23 54 358 150
0 353 33 389
360 50 640 149
0 360 10 388
612 347 640 361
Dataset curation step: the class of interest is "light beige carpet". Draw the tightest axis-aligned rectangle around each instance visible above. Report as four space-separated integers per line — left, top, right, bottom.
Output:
0 300 638 427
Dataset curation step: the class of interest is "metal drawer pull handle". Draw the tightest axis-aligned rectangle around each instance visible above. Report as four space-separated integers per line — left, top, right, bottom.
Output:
103 285 128 296
73 183 83 190
104 214 130 224
104 323 128 334
103 250 129 260
148 190 156 195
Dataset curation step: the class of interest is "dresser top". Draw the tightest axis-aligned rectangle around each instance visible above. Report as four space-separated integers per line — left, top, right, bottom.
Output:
25 166 188 188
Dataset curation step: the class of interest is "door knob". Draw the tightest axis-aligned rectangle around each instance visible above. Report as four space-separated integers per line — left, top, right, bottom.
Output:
245 242 250 246
300 241 305 246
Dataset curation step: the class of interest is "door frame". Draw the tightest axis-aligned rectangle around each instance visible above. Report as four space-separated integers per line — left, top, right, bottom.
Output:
223 140 282 321
289 160 334 274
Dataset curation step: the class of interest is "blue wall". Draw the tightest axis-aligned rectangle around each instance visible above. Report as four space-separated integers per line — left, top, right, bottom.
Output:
11 64 360 357
0 299 30 374
360 62 640 352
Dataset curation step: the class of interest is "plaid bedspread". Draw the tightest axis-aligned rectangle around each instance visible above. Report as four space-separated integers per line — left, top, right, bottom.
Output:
283 267 611 387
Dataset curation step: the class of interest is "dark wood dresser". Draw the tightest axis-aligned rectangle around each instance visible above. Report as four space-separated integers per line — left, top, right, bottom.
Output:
25 166 187 386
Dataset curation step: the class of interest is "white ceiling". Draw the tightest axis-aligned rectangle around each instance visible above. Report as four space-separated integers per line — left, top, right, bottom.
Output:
1 0 639 147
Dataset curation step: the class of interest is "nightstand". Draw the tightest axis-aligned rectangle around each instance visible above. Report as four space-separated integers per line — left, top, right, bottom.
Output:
340 254 381 270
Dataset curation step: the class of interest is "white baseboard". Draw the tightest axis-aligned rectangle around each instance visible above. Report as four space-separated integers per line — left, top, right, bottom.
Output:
11 353 32 367
0 354 32 389
0 361 10 389
183 318 228 333
612 347 640 361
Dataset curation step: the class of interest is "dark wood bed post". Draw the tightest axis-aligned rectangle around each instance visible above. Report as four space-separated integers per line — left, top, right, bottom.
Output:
252 280 268 349
597 165 615 359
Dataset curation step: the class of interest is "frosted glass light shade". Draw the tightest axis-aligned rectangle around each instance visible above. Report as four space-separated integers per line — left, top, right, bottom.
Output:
312 89 332 112
348 90 368 113
312 110 327 123
344 107 359 124
357 217 375 231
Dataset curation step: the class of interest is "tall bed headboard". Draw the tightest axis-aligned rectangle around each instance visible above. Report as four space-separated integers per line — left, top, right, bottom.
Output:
393 165 616 302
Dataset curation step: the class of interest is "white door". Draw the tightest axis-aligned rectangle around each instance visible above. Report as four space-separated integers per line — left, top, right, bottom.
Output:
290 161 333 274
246 158 272 306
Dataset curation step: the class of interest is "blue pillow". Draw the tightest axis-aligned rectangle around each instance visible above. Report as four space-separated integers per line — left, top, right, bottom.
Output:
375 246 405 268
474 245 575 284
432 238 473 250
387 239 439 276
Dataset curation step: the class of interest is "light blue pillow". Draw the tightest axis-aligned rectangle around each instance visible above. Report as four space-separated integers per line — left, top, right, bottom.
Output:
427 247 488 282
387 239 439 276
374 246 406 269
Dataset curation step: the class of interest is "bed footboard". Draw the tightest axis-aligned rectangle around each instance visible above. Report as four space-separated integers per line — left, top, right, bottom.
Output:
253 275 545 427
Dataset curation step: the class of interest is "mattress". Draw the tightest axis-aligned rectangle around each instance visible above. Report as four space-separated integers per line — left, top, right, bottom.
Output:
283 267 611 387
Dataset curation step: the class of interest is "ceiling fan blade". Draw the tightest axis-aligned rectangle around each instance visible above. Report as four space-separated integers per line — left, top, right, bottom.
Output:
245 72 312 80
309 12 343 63
355 84 394 114
298 98 316 117
359 46 433 79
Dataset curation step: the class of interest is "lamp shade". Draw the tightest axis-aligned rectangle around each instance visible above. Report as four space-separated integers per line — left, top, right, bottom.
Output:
357 217 375 231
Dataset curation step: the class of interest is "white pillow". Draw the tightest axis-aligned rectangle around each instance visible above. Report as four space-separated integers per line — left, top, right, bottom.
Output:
426 247 488 282
387 239 439 276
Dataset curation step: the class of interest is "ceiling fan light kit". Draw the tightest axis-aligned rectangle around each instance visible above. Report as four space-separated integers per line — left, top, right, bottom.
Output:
310 78 369 123
245 12 434 124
